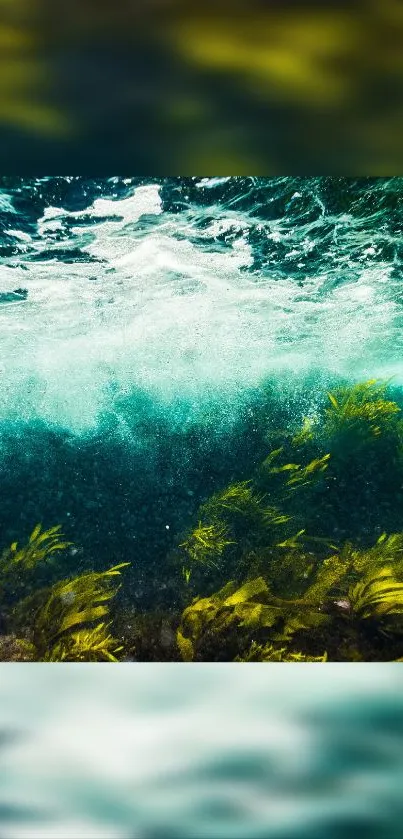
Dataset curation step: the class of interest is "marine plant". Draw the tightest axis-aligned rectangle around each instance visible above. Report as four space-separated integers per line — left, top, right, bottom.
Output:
282 379 403 478
177 576 279 661
171 376 403 660
291 417 315 448
347 568 403 625
274 379 403 542
182 566 192 584
0 524 72 574
340 532 403 576
201 481 267 521
179 520 235 568
32 562 129 661
234 642 327 662
176 529 403 661
0 524 129 662
324 379 401 441
263 449 331 493
177 477 293 583
44 623 124 662
176 443 334 601
176 573 330 662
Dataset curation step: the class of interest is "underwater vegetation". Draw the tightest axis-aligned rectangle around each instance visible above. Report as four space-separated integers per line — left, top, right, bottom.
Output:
0 524 129 661
174 379 403 662
324 379 402 441
175 537 403 662
1 378 403 662
179 520 235 570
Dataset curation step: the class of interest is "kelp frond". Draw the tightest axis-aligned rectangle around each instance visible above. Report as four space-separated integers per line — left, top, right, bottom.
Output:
302 550 352 603
177 576 278 661
325 379 400 439
235 641 327 662
34 562 129 658
291 418 315 447
201 479 292 533
285 454 331 490
264 462 300 475
262 448 330 493
182 566 192 584
200 481 263 517
259 506 291 528
348 567 403 624
179 520 234 568
345 532 403 576
176 575 328 661
45 623 123 662
261 447 284 470
0 524 72 574
276 529 306 549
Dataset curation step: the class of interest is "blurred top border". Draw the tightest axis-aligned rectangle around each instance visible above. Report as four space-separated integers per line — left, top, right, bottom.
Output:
0 0 402 175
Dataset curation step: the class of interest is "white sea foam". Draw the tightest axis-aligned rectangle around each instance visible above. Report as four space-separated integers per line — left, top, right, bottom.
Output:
0 181 402 433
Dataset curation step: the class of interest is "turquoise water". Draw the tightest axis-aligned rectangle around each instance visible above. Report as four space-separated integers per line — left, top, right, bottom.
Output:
0 177 403 660
0 665 402 838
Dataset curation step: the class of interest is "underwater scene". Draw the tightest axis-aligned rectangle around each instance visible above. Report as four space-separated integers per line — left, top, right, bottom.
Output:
1 176 403 662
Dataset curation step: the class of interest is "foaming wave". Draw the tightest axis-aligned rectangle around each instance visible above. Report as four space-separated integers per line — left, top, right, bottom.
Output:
0 178 402 433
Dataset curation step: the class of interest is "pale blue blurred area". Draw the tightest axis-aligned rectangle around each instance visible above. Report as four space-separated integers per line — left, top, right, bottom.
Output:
0 665 402 837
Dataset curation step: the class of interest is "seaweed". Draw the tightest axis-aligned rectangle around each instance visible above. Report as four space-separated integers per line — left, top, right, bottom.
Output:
176 573 332 661
0 635 36 661
1 377 403 662
176 529 403 661
348 568 403 626
179 520 235 569
235 642 327 662
176 475 292 586
0 524 129 662
200 480 275 524
44 623 124 662
291 417 315 448
267 379 403 544
0 524 72 574
324 379 401 441
33 562 129 660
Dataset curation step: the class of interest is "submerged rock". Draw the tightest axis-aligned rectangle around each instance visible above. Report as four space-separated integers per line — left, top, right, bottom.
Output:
0 635 35 661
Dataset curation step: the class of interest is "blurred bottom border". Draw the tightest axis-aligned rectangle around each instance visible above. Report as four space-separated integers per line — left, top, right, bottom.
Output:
0 663 402 839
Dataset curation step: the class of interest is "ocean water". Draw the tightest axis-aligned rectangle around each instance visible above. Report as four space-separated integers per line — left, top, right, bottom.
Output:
0 664 402 838
0 176 403 661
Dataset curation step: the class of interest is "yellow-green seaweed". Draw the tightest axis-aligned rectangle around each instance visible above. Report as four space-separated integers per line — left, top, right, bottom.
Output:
0 524 72 574
0 524 129 662
33 562 129 659
179 520 235 568
235 641 327 662
325 379 402 441
45 623 123 662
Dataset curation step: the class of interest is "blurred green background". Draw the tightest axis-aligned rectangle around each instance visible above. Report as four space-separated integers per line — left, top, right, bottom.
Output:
1 0 403 173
